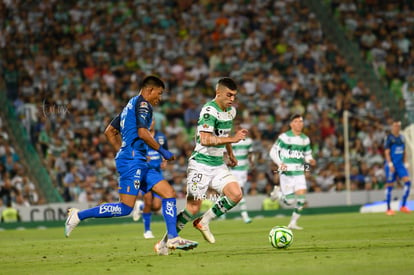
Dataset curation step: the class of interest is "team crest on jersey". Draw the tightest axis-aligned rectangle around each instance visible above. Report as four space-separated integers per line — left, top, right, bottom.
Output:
134 180 140 190
140 101 148 108
203 124 209 128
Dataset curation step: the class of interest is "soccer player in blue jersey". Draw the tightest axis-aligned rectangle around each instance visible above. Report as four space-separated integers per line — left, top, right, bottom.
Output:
131 120 169 239
384 120 411 215
64 76 198 252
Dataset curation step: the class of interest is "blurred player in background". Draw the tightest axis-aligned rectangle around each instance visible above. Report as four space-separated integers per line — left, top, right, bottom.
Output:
64 75 198 253
269 114 316 230
229 120 254 223
155 77 247 252
131 120 169 239
384 120 411 215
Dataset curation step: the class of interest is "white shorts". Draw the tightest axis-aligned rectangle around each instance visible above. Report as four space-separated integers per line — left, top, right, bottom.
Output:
280 174 307 195
231 170 247 189
186 160 238 200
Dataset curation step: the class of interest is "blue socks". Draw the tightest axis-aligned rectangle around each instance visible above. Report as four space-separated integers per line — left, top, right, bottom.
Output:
143 213 152 232
402 181 411 207
385 186 393 210
78 202 133 220
162 198 178 239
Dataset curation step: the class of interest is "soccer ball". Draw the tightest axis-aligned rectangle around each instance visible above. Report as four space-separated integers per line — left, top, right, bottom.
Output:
268 226 293 249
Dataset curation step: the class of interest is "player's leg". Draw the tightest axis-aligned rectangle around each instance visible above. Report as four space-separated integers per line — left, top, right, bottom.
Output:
142 192 154 239
399 169 411 213
384 164 396 215
132 191 144 222
193 168 242 243
233 171 251 223
288 189 306 230
151 173 198 251
155 163 208 253
65 160 142 237
286 175 306 230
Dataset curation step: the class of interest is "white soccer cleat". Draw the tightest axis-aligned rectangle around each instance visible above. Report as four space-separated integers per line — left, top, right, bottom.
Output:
193 217 216 243
270 186 282 202
132 200 144 221
154 241 169 256
143 230 155 239
65 208 80 237
166 236 198 250
287 222 303 230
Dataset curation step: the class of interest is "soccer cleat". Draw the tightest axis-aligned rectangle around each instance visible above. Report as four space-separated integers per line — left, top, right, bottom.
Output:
386 209 396 216
132 200 144 221
154 241 169 256
244 217 252 224
270 186 282 202
65 208 80 237
287 222 303 230
166 236 198 250
399 206 411 213
193 217 216 243
143 230 155 239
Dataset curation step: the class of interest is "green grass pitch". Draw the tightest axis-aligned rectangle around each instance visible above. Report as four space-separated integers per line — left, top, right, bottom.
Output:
1 212 414 275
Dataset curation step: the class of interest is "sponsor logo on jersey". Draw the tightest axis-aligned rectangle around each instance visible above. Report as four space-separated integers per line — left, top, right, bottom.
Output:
279 148 305 159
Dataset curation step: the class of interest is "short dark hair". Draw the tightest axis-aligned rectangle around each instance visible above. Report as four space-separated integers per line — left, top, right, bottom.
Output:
141 75 165 89
217 77 237 91
289 113 302 122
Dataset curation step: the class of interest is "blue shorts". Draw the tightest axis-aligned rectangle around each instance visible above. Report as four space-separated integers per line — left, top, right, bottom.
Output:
116 158 164 196
385 163 409 183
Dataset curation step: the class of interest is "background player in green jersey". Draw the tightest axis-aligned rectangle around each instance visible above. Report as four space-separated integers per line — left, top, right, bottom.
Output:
230 120 255 223
269 114 316 230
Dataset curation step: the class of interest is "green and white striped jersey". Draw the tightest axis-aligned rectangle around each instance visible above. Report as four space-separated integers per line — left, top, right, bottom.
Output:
269 130 313 176
190 100 236 166
231 137 253 171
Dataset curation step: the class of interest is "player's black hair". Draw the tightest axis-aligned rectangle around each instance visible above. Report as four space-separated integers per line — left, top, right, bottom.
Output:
289 113 302 122
141 75 165 89
218 77 237 91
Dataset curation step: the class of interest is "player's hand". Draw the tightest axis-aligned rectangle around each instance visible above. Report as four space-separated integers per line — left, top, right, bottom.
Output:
278 163 287 172
158 147 175 161
308 159 316 166
233 129 248 143
227 154 238 167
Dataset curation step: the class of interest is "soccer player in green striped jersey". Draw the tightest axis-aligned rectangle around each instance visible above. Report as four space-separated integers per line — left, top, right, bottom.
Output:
230 120 254 223
155 78 248 252
269 114 316 230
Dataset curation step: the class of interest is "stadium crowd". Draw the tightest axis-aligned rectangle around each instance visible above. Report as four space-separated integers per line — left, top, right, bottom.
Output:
0 0 408 206
331 0 414 118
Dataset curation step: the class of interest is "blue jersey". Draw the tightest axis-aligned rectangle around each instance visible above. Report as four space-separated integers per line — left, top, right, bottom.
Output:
384 133 409 183
384 134 405 165
147 131 168 170
116 95 153 161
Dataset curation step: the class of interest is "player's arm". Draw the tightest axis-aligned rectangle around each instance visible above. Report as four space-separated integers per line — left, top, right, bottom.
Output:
248 151 256 168
225 143 238 167
135 103 175 160
384 148 392 165
304 140 316 166
104 115 122 151
199 130 247 146
269 139 286 171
